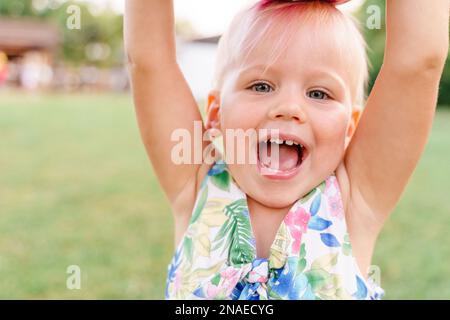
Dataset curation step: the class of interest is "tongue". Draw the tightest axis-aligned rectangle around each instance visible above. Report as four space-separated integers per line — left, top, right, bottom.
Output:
259 142 299 171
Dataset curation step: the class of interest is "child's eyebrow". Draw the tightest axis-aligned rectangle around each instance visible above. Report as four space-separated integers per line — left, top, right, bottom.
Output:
308 69 348 93
237 64 280 78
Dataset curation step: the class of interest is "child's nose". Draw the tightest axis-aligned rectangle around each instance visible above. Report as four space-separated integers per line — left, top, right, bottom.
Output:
267 99 307 123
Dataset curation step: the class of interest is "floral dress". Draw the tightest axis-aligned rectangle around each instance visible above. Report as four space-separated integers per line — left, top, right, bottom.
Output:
165 159 384 300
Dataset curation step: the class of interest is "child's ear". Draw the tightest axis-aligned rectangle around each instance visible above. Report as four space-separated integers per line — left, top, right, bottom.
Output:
205 90 221 130
345 107 362 149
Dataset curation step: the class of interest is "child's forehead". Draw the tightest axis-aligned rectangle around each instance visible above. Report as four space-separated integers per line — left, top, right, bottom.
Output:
250 29 344 61
234 27 354 83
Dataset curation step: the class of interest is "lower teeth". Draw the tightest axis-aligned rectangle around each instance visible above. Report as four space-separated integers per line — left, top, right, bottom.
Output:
257 142 303 171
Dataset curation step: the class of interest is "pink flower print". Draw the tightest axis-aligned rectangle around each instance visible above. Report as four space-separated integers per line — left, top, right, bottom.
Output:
247 260 269 283
325 176 344 220
329 194 344 219
325 175 340 196
203 268 242 299
220 267 243 288
205 282 221 299
219 266 246 297
325 176 334 193
284 207 310 255
174 270 182 292
220 266 241 281
285 207 310 232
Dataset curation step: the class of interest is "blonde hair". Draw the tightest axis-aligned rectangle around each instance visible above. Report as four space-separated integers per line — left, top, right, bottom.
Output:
212 1 369 107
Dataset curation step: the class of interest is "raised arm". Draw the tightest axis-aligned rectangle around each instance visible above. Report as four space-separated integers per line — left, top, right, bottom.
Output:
345 0 449 225
124 1 206 212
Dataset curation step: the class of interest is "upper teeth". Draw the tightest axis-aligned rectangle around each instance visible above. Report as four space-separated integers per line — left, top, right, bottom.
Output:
266 138 302 147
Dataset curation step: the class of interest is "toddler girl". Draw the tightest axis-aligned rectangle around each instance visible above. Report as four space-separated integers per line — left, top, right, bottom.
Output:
124 0 449 299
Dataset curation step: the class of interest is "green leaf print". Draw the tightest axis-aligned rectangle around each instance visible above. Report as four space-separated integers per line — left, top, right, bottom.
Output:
311 253 338 272
212 199 255 265
210 170 230 191
304 269 331 291
190 186 208 224
300 243 306 258
183 236 193 264
317 180 326 193
296 243 307 273
314 274 352 300
305 254 353 300
211 273 221 286
342 233 352 256
267 286 284 300
297 258 307 274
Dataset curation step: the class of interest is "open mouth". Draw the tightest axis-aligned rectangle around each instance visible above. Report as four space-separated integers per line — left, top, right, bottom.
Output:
257 136 308 179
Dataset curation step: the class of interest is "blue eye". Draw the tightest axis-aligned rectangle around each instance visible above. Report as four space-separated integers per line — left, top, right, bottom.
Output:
308 90 329 100
249 82 273 93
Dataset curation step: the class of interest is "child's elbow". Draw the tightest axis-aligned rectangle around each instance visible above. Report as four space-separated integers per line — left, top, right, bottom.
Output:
125 47 178 73
414 39 449 73
386 49 448 78
124 47 148 70
413 31 449 74
421 46 449 73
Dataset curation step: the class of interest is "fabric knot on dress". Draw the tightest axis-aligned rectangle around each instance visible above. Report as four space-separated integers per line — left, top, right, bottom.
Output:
237 258 270 300
246 258 269 283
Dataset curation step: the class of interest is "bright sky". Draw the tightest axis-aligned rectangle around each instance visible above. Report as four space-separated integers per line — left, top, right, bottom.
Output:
85 0 364 37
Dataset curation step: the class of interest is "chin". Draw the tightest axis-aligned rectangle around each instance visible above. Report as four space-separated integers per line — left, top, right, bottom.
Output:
247 184 303 209
259 196 300 209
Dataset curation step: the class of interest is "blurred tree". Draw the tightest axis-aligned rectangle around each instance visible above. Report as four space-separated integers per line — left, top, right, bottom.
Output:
0 0 124 68
0 0 35 17
440 57 450 106
355 0 385 97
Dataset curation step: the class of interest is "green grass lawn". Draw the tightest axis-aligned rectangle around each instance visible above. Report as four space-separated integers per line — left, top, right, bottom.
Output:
0 92 449 299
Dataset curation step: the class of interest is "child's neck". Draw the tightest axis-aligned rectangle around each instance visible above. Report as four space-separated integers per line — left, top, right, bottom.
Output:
246 196 292 259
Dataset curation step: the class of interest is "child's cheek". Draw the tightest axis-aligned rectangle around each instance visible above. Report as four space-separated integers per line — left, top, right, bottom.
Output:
312 108 349 150
220 102 261 131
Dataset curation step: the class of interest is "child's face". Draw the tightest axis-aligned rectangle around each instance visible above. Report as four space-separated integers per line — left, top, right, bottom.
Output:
207 27 360 209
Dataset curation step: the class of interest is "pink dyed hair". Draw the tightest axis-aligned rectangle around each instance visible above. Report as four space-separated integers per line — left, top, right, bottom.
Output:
212 0 369 107
257 0 344 9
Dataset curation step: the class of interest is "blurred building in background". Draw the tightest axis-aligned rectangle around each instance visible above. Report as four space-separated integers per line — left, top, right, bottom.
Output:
0 8 219 96
0 18 58 89
0 0 130 93
0 17 219 96
176 35 219 101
